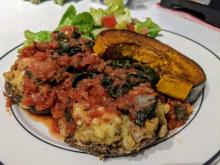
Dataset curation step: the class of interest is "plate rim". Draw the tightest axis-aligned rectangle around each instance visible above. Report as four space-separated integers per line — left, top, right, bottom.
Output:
1 29 219 163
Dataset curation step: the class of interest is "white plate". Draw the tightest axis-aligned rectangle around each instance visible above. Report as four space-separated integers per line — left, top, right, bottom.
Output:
0 30 219 165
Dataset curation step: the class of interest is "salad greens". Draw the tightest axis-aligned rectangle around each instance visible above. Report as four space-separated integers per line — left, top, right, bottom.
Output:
63 12 93 34
18 30 51 52
90 8 108 26
54 0 65 5
22 30 51 48
58 5 77 28
135 18 161 38
90 0 132 26
24 30 51 43
104 0 126 15
115 8 132 29
90 0 160 37
25 0 66 5
22 0 161 49
58 5 94 36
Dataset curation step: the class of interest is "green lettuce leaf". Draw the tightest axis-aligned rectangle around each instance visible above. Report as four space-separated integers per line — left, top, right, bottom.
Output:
70 12 94 34
58 5 94 34
104 0 125 15
115 8 132 29
18 30 51 53
24 30 51 43
59 5 77 28
54 0 65 5
135 17 161 38
90 8 108 26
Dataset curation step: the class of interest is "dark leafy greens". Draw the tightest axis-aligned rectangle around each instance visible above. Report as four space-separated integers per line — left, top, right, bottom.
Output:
55 31 82 55
135 102 157 126
101 57 159 98
134 95 157 126
174 105 188 120
109 58 159 85
72 72 97 88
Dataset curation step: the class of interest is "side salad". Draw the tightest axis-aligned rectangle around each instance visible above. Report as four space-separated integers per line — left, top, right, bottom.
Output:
23 0 161 48
25 0 66 5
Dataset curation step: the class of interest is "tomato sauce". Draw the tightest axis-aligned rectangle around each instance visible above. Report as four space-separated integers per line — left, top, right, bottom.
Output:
27 59 58 81
12 25 189 138
6 97 12 109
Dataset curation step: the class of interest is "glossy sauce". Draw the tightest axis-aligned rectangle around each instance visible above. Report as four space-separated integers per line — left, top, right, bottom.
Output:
23 110 64 141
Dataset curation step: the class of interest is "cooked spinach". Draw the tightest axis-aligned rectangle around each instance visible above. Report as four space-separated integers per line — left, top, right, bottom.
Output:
57 41 82 55
55 32 82 55
56 31 66 40
64 110 73 122
127 73 148 86
102 58 159 98
25 71 33 78
108 58 159 85
135 99 157 126
65 66 78 74
49 79 59 86
27 106 50 115
101 74 113 88
174 105 187 120
109 83 132 98
72 72 96 88
134 64 159 85
109 57 135 69
101 74 132 98
72 31 81 39
87 40 94 48
101 73 148 98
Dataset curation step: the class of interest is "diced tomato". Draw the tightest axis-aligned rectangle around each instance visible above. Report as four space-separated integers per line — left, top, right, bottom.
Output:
22 97 34 107
127 23 135 32
166 106 186 130
6 97 12 108
33 52 50 61
168 119 185 130
81 53 101 67
35 41 58 51
34 88 56 111
27 59 58 81
52 119 60 133
102 16 117 28
60 26 76 39
20 46 36 58
23 77 38 95
58 55 71 66
88 109 104 119
51 102 65 119
66 121 77 135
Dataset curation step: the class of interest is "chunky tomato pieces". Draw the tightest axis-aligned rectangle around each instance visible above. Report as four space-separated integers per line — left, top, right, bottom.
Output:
127 23 135 32
18 26 190 137
102 16 117 28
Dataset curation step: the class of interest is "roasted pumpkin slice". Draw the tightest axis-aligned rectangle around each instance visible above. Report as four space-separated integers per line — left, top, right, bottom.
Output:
93 30 206 102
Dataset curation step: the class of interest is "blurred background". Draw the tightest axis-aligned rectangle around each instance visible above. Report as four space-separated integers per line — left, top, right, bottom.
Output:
0 0 220 57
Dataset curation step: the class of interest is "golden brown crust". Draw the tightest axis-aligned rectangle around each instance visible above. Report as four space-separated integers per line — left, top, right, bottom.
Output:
64 135 158 157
